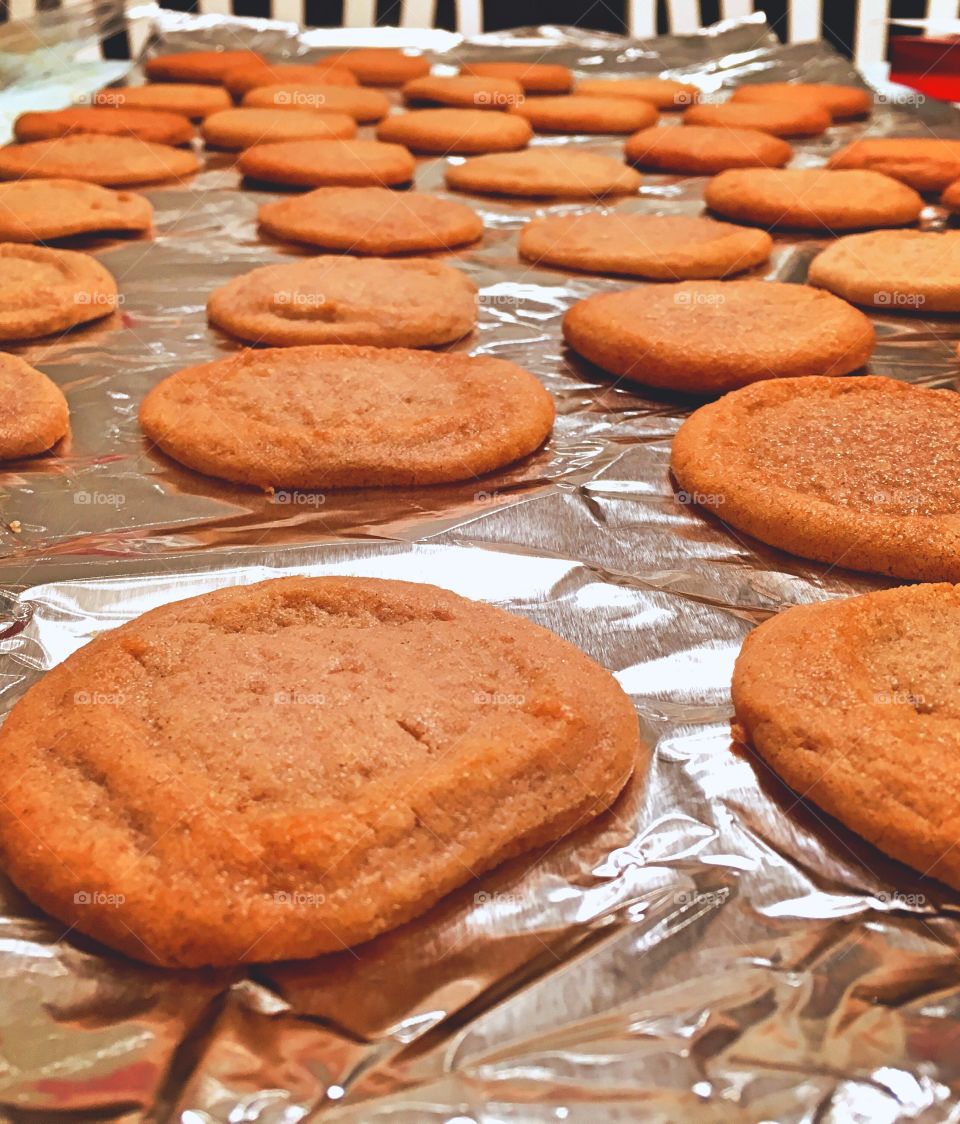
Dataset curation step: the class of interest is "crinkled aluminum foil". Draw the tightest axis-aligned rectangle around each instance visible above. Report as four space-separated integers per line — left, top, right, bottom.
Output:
0 12 959 1123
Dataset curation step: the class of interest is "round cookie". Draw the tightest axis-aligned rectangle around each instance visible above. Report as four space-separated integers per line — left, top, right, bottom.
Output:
242 83 389 123
0 352 69 458
508 95 657 135
576 77 700 109
376 108 531 154
202 108 356 149
142 345 555 487
0 179 152 242
562 280 874 394
0 243 118 341
683 100 831 137
827 138 960 192
14 106 194 146
625 124 791 173
0 571 637 967
0 135 200 187
942 177 960 211
520 213 771 280
238 139 414 188
258 186 482 254
732 582 960 891
223 61 358 98
207 256 477 348
144 49 261 84
402 74 524 110
731 81 871 119
704 168 924 231
671 375 960 580
460 61 573 94
808 229 960 312
323 48 430 86
94 84 231 120
446 149 641 198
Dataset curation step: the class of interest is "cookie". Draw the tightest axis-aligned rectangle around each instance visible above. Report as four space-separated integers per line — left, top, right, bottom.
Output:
242 84 389 123
704 168 924 231
202 108 356 150
942 177 960 211
323 48 430 86
223 61 358 98
809 230 960 312
0 352 69 458
402 74 524 110
446 149 641 198
94 84 231 120
624 124 792 174
207 256 477 348
376 108 531 154
671 375 960 580
0 243 118 341
144 49 261 84
683 100 831 137
520 213 771 279
142 344 554 487
0 571 637 967
0 179 152 242
238 139 414 188
460 61 573 94
732 582 960 891
563 280 874 394
576 76 699 109
827 138 960 192
508 94 657 135
0 135 200 187
14 106 194 146
258 186 482 254
731 81 871 119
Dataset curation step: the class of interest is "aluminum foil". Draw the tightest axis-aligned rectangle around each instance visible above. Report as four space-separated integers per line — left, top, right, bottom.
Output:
1 11 960 1123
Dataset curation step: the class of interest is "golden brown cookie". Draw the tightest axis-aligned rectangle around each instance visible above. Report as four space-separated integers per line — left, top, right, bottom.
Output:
446 148 641 198
0 243 118 341
460 61 573 94
142 345 555 487
808 229 960 312
0 179 152 242
242 83 389 122
731 81 871 119
238 139 414 188
732 582 960 890
520 213 771 279
704 168 924 231
401 74 524 109
576 76 699 109
0 135 200 187
942 176 960 211
0 571 637 967
202 108 356 149
258 186 482 253
144 49 261 84
563 280 874 394
14 106 194 146
827 137 960 191
624 124 792 174
683 100 831 137
671 375 960 580
376 108 531 154
94 83 231 120
207 256 477 348
508 94 657 134
0 352 68 458
223 60 358 98
323 48 430 86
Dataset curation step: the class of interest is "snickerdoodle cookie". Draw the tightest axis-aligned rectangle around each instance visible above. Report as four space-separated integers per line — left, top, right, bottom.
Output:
14 106 194 146
324 48 430 86
223 61 357 98
0 243 118 341
0 135 200 186
94 83 230 119
683 100 831 137
0 352 69 458
446 148 641 198
376 108 531 153
828 137 960 191
508 94 658 134
672 375 960 580
141 345 554 487
577 77 699 108
625 124 791 173
242 83 390 122
460 61 573 94
563 281 874 393
238 139 415 188
202 108 356 149
402 74 523 109
731 81 872 119
0 179 152 242
144 49 261 84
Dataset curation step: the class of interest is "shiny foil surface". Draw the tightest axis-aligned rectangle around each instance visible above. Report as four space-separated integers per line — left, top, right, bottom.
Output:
0 11 958 1123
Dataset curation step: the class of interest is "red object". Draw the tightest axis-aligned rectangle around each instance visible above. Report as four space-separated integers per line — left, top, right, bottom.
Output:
890 35 960 102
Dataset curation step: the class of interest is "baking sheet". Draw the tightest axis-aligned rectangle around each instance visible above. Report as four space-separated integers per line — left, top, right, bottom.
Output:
1 11 960 1123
